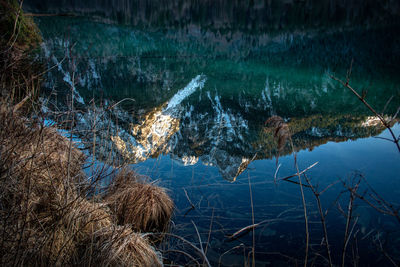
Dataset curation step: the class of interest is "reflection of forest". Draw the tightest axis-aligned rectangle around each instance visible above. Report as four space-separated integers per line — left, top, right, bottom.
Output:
37 17 400 118
25 0 399 31
256 115 389 159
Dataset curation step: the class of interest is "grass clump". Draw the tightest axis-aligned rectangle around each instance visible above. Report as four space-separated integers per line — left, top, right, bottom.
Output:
0 103 82 265
81 225 162 267
63 198 114 241
105 168 174 234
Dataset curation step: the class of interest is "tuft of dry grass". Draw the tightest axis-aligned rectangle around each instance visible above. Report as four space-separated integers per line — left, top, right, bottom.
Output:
106 167 142 191
105 168 174 234
35 225 78 266
81 225 162 267
0 104 85 180
64 198 114 241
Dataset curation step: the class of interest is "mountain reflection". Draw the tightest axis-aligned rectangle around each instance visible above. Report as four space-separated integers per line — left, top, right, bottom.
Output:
36 17 399 181
110 75 205 163
107 79 388 181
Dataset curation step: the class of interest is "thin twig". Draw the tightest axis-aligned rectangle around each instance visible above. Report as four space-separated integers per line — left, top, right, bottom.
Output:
341 178 360 267
184 188 196 209
191 220 205 257
163 249 201 266
279 162 319 181
274 163 281 184
382 95 394 115
376 234 399 267
293 149 309 267
389 106 400 124
218 244 245 267
204 208 214 257
303 173 333 267
107 98 136 110
330 75 400 152
248 172 255 267
146 232 211 267
12 92 31 113
227 218 283 241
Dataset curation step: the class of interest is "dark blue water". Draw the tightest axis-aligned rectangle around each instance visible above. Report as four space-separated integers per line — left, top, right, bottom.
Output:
135 125 400 266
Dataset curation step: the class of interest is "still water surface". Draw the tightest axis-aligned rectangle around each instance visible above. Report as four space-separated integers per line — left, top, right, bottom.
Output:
37 17 400 266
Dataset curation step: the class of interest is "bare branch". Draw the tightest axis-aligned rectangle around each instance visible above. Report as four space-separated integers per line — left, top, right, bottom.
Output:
279 162 319 182
330 75 400 152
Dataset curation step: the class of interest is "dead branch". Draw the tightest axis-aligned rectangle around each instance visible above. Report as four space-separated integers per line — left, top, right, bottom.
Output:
227 218 282 241
303 173 333 267
341 177 361 267
279 162 319 182
330 75 400 152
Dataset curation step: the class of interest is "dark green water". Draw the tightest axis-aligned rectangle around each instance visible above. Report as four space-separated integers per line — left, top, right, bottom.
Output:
37 16 400 266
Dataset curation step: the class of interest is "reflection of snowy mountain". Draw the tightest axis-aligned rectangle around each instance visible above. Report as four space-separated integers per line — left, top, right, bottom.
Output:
111 75 205 163
41 64 389 181
87 80 387 181
104 74 255 182
37 18 396 182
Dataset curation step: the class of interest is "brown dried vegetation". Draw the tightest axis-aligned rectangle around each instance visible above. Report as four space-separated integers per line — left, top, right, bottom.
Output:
0 104 172 266
105 168 174 234
81 225 162 267
0 2 173 265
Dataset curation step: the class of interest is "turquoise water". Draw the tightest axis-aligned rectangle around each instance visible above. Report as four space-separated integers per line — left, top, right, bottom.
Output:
36 16 400 266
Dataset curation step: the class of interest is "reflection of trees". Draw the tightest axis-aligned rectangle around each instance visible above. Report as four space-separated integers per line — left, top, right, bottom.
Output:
255 114 387 159
38 17 400 118
26 0 399 31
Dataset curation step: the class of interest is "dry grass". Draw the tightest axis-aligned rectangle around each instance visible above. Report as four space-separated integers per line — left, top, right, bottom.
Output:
35 225 78 266
81 225 162 267
106 168 174 234
0 104 81 264
106 167 142 191
0 104 85 179
0 2 174 264
0 104 174 265
0 5 173 262
64 198 113 241
0 103 84 218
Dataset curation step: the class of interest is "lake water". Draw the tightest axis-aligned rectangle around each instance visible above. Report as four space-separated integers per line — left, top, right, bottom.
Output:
36 17 400 266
